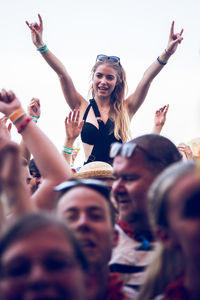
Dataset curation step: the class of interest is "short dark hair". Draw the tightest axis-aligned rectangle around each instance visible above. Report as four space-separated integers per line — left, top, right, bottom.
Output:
129 134 182 174
55 179 116 226
29 158 41 178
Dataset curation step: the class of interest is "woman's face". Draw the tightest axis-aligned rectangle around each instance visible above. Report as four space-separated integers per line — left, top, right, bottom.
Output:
92 64 118 99
0 225 88 300
166 173 200 264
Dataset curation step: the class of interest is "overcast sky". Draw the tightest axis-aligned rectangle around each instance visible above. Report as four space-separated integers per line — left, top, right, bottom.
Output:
1 0 200 165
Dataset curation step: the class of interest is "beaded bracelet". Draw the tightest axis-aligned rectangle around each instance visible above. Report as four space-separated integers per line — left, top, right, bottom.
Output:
31 116 38 123
17 118 32 134
9 107 26 123
37 45 48 54
62 146 74 155
157 56 167 66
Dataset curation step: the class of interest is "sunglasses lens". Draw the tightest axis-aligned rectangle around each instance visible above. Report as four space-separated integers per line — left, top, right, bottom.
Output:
96 55 120 63
96 54 107 62
109 56 120 63
110 143 122 158
121 143 137 157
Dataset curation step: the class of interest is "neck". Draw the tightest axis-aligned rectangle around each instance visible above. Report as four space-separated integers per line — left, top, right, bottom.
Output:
94 95 111 108
89 264 109 300
184 261 200 299
121 217 154 241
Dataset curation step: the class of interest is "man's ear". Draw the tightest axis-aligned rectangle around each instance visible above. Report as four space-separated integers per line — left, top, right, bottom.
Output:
112 228 119 248
155 226 178 250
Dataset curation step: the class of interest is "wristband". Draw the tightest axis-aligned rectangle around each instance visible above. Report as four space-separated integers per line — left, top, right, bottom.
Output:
37 45 48 54
17 118 32 133
32 116 38 123
63 146 74 155
9 108 26 124
157 56 167 66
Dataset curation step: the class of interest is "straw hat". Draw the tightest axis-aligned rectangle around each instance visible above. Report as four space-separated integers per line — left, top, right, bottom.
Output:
187 137 200 158
74 161 114 179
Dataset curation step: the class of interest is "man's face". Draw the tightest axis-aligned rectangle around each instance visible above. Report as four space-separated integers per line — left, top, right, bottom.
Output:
0 226 88 300
112 151 157 224
57 187 117 267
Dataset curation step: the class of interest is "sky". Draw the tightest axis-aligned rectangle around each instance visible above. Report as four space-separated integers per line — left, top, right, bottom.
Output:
1 0 200 166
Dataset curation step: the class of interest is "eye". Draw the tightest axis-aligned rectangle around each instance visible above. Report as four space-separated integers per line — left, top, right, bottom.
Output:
122 175 140 182
44 257 76 272
89 210 105 221
2 260 31 278
106 75 115 81
95 73 102 78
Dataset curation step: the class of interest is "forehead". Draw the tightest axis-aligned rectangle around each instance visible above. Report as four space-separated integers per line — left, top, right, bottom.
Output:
2 226 73 261
168 173 200 209
57 186 109 212
95 64 117 76
113 151 150 175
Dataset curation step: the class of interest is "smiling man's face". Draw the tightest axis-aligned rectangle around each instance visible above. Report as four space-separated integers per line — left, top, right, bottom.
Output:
57 187 117 267
112 150 157 225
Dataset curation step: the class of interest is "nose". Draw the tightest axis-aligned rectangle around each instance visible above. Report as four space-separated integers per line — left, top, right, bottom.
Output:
28 263 50 284
76 213 91 232
112 178 125 195
100 76 107 85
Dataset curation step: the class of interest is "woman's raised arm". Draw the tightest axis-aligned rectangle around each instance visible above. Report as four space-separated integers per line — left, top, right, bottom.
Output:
0 89 72 210
26 14 87 110
126 21 183 119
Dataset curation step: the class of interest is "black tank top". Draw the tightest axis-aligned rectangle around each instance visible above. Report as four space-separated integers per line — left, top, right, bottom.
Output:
81 99 122 165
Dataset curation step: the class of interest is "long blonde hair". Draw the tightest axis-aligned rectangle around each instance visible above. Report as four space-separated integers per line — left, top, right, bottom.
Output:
137 161 196 300
90 60 130 142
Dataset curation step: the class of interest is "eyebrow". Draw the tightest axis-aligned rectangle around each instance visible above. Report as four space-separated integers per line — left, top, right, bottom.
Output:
63 206 105 213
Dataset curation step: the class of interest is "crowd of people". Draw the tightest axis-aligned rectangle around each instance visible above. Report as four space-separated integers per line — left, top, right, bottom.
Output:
0 14 199 300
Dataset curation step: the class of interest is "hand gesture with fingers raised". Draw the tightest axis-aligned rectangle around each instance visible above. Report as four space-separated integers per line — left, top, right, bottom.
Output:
65 109 84 142
165 21 184 55
26 14 44 48
154 104 169 127
28 98 41 119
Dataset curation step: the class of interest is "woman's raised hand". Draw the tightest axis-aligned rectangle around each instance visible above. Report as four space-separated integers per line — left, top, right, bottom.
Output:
154 104 169 128
26 14 44 48
65 109 84 142
28 98 41 119
0 89 21 116
166 21 184 55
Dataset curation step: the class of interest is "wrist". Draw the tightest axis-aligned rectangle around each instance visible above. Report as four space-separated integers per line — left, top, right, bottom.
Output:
64 138 75 148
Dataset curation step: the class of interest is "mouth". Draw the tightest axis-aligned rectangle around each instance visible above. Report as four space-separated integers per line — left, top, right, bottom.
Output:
116 195 130 206
79 238 96 250
98 86 108 91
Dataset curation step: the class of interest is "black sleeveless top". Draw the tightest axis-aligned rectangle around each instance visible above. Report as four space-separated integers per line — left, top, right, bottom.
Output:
81 99 122 165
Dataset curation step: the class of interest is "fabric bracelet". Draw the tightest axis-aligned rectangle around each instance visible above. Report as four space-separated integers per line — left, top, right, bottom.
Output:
63 149 73 155
157 56 167 66
37 45 48 54
31 116 38 123
63 146 73 155
9 108 26 124
17 118 32 134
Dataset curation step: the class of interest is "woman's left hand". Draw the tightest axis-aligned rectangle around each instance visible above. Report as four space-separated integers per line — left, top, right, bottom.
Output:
166 21 184 55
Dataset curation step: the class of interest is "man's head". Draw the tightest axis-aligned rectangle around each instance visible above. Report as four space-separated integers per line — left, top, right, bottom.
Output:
111 134 182 229
55 179 118 268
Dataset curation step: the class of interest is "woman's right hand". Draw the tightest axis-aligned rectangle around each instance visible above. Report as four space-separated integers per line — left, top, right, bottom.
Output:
26 14 44 48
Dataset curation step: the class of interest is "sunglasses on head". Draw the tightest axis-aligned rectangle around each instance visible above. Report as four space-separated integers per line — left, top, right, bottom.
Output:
110 142 166 165
55 178 111 200
96 54 120 63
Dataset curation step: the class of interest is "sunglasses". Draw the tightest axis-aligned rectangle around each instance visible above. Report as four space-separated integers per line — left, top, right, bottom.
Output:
96 54 120 63
54 178 111 200
110 142 166 165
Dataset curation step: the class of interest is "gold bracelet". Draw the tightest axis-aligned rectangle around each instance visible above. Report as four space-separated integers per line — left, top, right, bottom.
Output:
9 107 26 123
